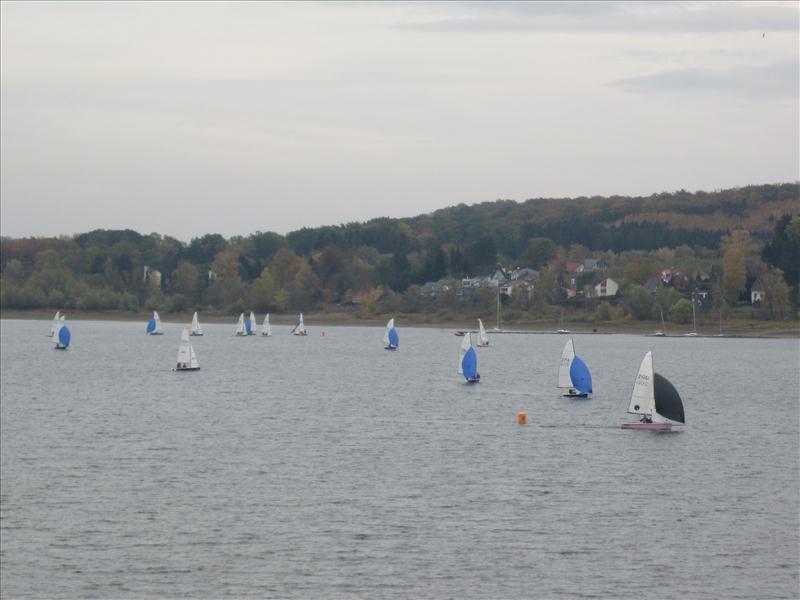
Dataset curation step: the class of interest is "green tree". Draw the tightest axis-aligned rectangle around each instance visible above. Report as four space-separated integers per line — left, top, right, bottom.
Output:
763 215 800 288
760 267 791 320
624 285 654 320
171 261 200 298
669 298 694 324
722 245 747 306
522 237 557 269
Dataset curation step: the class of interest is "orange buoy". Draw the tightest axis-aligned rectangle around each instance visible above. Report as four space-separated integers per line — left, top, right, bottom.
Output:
518 411 527 425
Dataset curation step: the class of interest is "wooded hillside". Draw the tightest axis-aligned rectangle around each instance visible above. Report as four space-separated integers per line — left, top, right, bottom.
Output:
2 183 798 323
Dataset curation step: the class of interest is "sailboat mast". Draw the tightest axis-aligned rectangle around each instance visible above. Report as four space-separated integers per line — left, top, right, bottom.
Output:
496 293 500 330
692 293 697 332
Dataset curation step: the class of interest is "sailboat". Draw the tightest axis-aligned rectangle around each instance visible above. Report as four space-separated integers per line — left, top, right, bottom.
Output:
557 338 592 397
622 351 685 431
235 313 247 336
52 315 71 350
684 294 698 336
261 313 272 337
477 319 490 347
48 311 61 336
715 310 725 337
493 294 502 331
651 308 667 337
383 318 399 350
174 325 200 371
190 312 204 336
146 311 164 335
291 313 307 336
248 311 257 335
557 307 570 334
458 333 479 383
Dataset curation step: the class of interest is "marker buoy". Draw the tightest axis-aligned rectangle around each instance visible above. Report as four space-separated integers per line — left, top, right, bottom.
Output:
518 411 527 425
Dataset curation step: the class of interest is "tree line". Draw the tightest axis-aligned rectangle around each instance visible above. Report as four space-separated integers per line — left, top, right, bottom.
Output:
1 183 798 323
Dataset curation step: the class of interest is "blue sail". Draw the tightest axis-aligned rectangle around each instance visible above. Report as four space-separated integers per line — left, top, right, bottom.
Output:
146 318 156 333
462 346 478 381
245 318 253 334
388 327 399 348
569 355 592 394
59 326 71 348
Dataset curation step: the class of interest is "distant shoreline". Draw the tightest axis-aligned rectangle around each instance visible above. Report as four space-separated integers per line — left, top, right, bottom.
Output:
3 309 797 338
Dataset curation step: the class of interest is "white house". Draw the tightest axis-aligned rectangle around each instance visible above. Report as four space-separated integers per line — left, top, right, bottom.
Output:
751 278 765 304
594 278 619 298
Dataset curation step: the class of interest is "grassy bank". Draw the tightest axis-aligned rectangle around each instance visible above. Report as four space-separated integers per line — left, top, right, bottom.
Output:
2 309 797 337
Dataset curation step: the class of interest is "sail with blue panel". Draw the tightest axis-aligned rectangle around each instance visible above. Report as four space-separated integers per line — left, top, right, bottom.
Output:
59 325 71 348
462 346 478 382
245 316 253 335
569 355 592 394
383 318 399 349
146 318 156 334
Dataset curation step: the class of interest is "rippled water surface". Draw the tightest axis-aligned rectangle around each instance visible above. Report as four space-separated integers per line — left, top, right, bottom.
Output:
1 319 798 599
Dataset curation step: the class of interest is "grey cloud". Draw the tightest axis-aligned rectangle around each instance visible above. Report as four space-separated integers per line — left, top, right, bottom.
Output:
611 58 799 98
396 1 799 34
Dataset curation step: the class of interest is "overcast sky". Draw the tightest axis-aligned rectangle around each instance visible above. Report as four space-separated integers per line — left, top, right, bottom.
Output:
1 1 798 242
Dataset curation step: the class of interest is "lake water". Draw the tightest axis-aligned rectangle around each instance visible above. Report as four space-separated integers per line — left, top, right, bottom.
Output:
1 318 798 599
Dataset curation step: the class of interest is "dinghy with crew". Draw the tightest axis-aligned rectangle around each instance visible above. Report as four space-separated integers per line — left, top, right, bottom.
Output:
291 313 307 336
458 333 480 384
261 313 272 337
235 313 248 336
383 318 399 350
52 315 71 350
174 325 200 371
557 338 592 397
190 311 204 336
622 351 684 431
146 311 164 335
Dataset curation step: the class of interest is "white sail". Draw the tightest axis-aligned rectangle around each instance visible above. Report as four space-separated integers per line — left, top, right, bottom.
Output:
558 338 575 389
458 332 472 374
153 311 163 334
477 319 489 346
248 311 257 335
383 318 394 346
235 313 246 336
190 312 203 336
628 351 655 417
49 311 60 336
262 313 272 336
292 313 306 335
176 325 199 369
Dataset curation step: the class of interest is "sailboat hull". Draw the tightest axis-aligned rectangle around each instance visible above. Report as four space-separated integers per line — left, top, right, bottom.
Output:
621 422 672 431
563 391 589 398
174 366 200 371
384 345 397 350
190 332 203 336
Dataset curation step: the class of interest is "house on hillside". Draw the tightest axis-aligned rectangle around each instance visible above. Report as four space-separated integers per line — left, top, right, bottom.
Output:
510 267 539 281
579 258 609 272
751 278 765 304
644 277 661 295
421 280 450 298
661 268 689 291
594 278 619 298
143 265 162 287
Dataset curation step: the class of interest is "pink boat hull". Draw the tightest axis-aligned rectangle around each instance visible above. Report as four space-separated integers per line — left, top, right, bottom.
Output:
621 422 672 431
